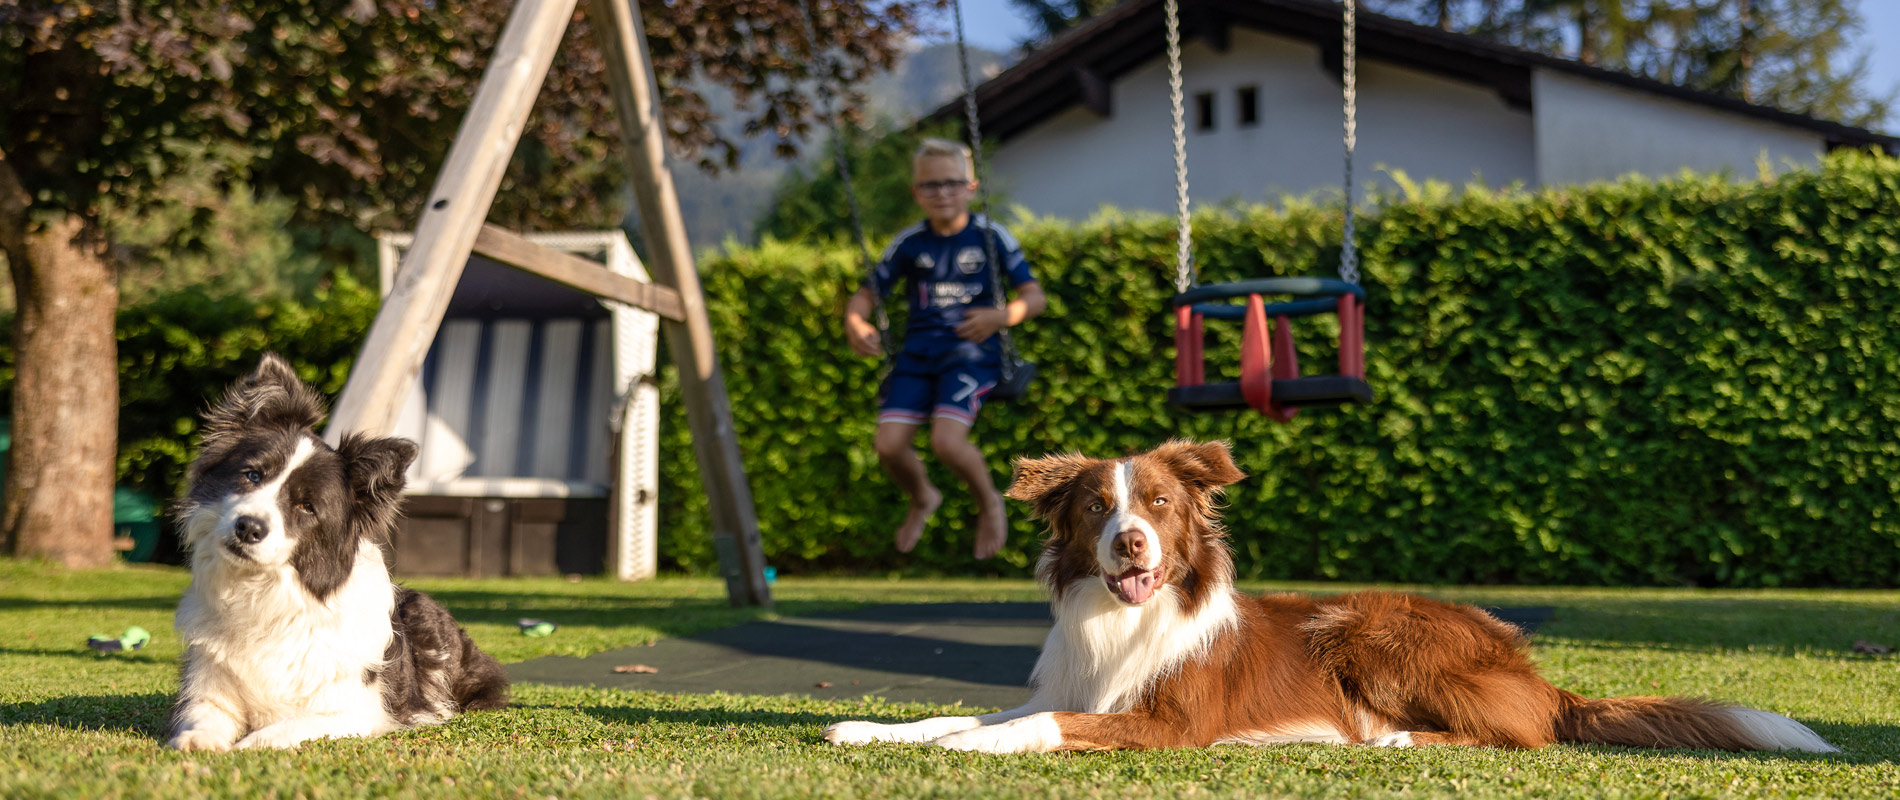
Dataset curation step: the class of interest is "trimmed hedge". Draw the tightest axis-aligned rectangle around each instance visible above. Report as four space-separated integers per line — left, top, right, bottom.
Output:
11 152 1894 586
109 275 385 505
669 151 1900 587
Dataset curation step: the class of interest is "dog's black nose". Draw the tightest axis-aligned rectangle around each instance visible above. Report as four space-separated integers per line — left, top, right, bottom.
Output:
233 516 268 544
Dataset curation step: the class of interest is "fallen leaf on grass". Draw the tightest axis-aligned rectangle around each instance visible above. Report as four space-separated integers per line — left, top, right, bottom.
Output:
613 664 659 674
815 681 833 688
1853 640 1892 654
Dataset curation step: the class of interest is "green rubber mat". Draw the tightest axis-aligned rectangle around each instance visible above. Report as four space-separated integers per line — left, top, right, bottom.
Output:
507 601 1554 709
507 602 1049 709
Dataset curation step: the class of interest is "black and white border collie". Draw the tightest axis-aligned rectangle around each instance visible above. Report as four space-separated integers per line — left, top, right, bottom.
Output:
825 439 1835 754
166 354 508 751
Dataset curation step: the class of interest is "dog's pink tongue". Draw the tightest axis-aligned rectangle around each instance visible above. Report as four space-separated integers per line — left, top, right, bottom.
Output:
1116 569 1157 604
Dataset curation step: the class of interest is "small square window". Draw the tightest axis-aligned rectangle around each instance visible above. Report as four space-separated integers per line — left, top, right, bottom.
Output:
1237 86 1259 126
1195 92 1216 131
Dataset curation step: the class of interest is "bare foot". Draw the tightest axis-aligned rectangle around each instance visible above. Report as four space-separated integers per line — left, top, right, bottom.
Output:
896 486 942 553
974 501 1007 560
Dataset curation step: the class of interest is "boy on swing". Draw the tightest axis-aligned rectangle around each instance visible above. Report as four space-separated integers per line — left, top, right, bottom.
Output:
843 138 1046 560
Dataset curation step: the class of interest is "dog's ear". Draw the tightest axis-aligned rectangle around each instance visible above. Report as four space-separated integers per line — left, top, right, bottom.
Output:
1006 452 1098 518
293 434 416 601
336 433 419 538
201 353 327 447
1145 439 1246 494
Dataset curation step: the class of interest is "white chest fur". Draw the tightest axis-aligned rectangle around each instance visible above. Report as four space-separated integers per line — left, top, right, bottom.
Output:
1032 581 1240 714
175 542 396 728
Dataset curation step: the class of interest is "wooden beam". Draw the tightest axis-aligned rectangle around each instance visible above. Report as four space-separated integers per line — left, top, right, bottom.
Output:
1186 2 1230 53
1320 43 1343 85
1074 67 1112 117
471 224 686 321
324 0 579 444
976 4 1168 142
587 0 773 609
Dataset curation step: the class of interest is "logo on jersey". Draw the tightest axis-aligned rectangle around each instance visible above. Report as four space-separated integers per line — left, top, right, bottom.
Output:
956 247 986 274
929 282 979 307
916 252 935 270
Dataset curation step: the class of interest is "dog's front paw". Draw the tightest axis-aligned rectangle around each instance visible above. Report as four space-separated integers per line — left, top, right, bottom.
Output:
824 716 983 745
167 729 235 753
234 725 309 750
1365 731 1415 748
932 714 1062 754
822 720 896 746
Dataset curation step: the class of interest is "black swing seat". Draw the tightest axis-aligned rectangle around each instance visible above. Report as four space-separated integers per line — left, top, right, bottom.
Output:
1168 375 1373 411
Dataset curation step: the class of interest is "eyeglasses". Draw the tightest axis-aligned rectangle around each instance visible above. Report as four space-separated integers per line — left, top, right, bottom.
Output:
912 179 971 195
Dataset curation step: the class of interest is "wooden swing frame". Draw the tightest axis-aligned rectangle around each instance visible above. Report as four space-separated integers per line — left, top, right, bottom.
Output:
321 0 772 607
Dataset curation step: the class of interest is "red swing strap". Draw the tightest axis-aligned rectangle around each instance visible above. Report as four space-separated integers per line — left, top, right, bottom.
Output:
1174 305 1203 387
1238 296 1299 421
1338 292 1364 379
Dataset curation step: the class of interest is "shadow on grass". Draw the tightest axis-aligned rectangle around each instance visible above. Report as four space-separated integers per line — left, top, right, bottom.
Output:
0 646 170 664
1553 720 1900 765
0 691 170 739
1522 595 1899 655
0 595 180 612
566 696 1900 764
6 692 1891 765
417 588 872 641
1809 722 1900 763
573 702 846 734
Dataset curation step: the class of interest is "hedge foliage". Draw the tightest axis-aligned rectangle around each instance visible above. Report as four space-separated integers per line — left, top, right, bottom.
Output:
669 151 1900 587
10 152 1894 587
110 275 386 503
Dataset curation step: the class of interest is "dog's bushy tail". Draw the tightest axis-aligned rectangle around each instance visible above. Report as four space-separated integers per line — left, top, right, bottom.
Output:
451 627 510 712
1555 695 1835 752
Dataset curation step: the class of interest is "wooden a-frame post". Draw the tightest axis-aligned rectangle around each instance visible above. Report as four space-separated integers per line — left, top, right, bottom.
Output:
323 0 772 607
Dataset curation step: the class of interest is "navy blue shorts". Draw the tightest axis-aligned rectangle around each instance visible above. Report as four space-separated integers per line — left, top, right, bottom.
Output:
877 341 1000 428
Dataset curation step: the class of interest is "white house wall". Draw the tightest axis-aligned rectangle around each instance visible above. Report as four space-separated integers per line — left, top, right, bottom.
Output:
989 28 1536 220
1531 70 1825 185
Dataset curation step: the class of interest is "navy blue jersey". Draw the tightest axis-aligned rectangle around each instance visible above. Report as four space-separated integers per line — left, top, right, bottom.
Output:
864 215 1037 354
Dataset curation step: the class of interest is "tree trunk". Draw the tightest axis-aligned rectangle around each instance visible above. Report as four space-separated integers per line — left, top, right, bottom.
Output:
1575 6 1598 66
1736 0 1755 103
0 153 120 568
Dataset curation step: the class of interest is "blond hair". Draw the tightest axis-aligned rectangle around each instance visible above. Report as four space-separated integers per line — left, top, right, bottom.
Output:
913 138 975 179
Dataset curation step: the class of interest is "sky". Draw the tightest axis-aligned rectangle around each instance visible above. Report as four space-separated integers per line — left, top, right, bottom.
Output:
946 0 1900 134
1861 0 1900 132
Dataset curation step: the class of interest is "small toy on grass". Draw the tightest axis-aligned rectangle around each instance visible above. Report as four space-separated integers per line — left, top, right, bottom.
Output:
87 626 151 654
518 618 556 637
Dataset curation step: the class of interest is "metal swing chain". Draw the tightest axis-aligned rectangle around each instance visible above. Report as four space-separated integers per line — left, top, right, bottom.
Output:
1165 0 1193 294
952 0 1023 383
797 1 894 356
1340 0 1361 286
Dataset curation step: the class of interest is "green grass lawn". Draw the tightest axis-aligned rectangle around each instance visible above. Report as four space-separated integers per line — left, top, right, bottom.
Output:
1 559 1895 799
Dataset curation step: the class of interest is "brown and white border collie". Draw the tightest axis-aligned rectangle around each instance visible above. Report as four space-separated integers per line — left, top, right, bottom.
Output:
823 439 1836 754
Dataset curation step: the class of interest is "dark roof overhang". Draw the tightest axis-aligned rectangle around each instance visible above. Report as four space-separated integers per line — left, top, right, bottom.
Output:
922 0 1899 154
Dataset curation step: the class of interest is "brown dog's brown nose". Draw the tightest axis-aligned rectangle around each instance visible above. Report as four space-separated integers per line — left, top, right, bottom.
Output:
1113 529 1147 561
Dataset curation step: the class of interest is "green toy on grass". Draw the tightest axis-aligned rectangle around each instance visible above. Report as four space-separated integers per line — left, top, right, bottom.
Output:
517 618 556 637
87 626 151 654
